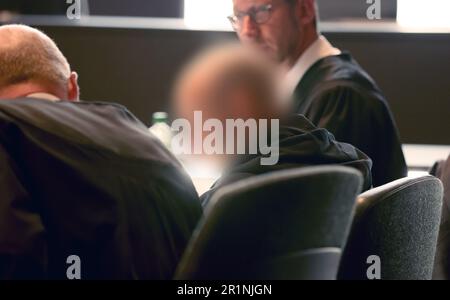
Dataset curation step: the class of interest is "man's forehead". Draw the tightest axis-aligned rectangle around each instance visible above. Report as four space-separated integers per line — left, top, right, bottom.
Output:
233 0 272 12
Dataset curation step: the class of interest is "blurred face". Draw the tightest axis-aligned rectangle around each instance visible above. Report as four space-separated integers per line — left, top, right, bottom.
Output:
174 72 231 171
174 69 277 169
232 0 302 66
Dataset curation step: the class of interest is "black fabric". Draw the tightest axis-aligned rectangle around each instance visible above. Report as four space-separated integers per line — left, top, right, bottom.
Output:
0 98 202 280
201 114 372 206
293 53 407 187
176 166 363 280
430 156 450 279
338 176 443 280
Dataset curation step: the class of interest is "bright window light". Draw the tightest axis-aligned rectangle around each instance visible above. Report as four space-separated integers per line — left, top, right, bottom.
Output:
184 0 233 30
397 0 450 29
408 170 430 178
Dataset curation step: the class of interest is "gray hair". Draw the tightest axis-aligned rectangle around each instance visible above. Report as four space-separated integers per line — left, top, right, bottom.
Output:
0 24 71 91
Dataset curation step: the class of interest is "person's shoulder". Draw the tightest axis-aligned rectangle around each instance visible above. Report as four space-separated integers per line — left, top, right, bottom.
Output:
64 100 137 119
61 100 152 131
308 53 371 80
0 98 128 115
0 98 58 122
0 98 145 130
305 53 381 94
70 100 129 112
305 55 389 111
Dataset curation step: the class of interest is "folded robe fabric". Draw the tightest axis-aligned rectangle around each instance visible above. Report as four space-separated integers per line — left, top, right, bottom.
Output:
0 98 202 280
293 53 407 187
201 114 373 207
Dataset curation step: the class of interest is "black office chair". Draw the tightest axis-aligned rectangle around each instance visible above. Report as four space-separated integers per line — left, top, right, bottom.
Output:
338 176 444 280
430 155 450 279
175 166 363 280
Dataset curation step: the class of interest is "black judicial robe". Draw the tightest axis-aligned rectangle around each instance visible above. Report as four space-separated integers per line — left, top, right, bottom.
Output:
0 98 202 280
293 53 407 187
201 114 373 207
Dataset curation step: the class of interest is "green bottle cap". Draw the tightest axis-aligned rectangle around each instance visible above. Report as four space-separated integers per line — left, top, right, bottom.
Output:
152 112 168 124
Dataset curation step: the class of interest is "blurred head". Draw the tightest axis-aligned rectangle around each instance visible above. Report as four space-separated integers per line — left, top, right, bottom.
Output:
174 43 286 127
231 0 318 68
173 43 286 168
0 24 79 101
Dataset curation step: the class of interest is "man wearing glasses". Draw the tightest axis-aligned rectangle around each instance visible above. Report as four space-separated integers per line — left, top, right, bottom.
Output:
228 0 407 187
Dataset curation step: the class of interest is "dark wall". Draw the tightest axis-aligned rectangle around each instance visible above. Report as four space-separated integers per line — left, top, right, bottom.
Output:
37 25 233 125
326 32 450 145
0 0 68 15
30 25 450 145
88 0 183 18
0 0 184 18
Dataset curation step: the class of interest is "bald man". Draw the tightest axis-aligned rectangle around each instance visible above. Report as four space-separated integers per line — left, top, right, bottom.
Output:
173 44 373 206
229 0 407 187
0 24 202 279
0 25 79 101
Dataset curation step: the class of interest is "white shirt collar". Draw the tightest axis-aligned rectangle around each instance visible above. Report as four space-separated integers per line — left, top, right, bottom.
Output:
25 92 61 102
284 35 341 97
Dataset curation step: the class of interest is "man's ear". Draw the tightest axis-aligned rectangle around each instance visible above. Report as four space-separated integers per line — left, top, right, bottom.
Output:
297 0 316 26
67 71 80 101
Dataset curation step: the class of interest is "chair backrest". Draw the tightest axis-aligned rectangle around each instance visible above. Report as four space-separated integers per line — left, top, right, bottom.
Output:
430 155 450 279
338 176 443 280
175 166 363 280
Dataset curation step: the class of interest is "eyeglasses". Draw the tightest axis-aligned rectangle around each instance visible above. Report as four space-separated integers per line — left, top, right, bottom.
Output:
228 3 274 31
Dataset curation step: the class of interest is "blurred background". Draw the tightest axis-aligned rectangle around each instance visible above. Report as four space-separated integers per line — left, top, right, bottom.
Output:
1 0 449 170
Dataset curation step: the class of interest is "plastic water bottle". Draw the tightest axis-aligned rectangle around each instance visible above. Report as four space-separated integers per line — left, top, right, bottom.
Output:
149 112 172 150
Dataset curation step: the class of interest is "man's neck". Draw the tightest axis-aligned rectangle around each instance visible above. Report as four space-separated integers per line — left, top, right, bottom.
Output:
25 92 61 101
283 31 319 70
0 82 63 100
